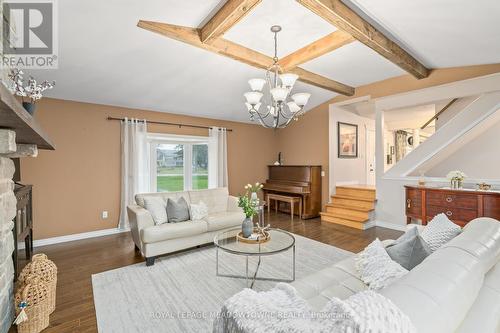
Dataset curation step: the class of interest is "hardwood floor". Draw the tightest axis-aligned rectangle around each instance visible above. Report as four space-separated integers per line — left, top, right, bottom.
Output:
12 212 402 333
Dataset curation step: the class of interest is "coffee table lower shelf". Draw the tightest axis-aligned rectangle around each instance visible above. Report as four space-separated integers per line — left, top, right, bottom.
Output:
215 245 296 289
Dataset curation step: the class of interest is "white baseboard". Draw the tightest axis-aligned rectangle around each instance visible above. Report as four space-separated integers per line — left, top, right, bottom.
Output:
335 181 360 186
373 220 407 231
362 220 376 230
19 227 130 249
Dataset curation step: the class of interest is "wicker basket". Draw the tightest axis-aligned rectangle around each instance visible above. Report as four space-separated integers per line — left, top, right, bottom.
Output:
19 253 57 313
15 275 50 333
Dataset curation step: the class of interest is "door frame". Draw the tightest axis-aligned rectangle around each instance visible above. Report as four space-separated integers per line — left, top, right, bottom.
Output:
365 127 376 185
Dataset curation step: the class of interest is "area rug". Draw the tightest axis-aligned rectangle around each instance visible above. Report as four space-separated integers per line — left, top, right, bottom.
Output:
92 234 352 333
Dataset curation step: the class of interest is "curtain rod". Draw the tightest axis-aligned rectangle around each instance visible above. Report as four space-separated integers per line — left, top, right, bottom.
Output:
107 116 233 132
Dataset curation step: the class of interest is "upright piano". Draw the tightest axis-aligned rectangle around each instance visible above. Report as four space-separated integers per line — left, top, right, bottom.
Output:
262 165 322 219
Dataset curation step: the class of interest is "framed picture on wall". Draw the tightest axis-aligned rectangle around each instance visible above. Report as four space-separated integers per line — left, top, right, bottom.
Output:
338 122 358 158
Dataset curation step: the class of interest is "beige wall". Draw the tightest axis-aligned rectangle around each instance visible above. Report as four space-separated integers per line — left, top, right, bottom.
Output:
21 98 277 239
21 64 500 239
276 64 500 207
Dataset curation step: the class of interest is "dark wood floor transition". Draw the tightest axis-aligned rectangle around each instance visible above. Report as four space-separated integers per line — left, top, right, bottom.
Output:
13 212 402 332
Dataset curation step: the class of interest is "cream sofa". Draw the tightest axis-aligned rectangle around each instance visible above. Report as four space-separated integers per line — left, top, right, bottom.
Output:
290 217 500 332
127 187 245 266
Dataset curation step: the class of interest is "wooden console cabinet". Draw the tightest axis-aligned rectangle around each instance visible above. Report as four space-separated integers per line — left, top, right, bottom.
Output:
405 185 500 227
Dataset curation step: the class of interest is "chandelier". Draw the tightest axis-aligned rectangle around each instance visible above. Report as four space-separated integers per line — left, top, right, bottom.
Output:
243 26 311 129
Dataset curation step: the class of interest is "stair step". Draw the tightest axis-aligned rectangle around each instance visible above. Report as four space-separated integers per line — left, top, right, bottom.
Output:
320 213 368 230
324 205 370 220
326 202 373 212
330 195 375 210
335 186 376 201
320 211 368 223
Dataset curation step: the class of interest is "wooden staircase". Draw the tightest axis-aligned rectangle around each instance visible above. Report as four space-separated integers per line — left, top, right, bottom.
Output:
320 185 376 230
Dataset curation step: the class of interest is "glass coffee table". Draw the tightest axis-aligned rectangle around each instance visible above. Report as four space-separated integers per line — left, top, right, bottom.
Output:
214 228 295 288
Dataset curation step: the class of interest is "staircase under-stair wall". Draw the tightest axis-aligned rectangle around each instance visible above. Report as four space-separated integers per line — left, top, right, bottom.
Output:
321 185 376 229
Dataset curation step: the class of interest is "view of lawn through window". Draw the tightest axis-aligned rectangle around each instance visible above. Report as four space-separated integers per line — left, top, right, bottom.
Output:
155 142 208 192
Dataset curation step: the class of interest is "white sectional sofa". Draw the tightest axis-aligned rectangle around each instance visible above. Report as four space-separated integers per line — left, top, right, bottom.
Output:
127 187 245 266
290 217 500 332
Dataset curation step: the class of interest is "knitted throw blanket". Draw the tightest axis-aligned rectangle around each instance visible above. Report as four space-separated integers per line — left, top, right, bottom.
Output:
213 283 415 333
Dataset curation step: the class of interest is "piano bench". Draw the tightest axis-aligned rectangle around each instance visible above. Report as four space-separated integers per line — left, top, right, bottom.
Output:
266 193 302 220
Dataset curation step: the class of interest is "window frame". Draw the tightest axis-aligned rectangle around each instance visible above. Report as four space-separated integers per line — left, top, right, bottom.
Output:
147 133 209 192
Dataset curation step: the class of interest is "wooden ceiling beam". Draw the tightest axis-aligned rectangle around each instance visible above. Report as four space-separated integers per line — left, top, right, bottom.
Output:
297 0 430 79
137 20 355 95
200 0 262 44
278 30 355 70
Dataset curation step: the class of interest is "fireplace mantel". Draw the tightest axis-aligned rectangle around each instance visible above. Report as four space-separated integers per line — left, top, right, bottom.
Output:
0 83 55 150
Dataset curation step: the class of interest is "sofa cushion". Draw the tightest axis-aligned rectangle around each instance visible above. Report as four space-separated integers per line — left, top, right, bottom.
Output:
456 262 500 333
189 187 229 214
355 238 408 290
141 220 208 243
386 234 432 270
135 191 191 208
204 211 245 232
292 259 367 311
167 197 190 223
143 196 168 225
421 213 461 251
190 201 208 220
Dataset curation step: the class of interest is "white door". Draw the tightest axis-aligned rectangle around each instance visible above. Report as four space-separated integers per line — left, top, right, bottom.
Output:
366 129 376 185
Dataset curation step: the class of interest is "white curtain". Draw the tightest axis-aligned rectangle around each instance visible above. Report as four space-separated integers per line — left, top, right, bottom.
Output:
208 127 228 188
118 118 150 230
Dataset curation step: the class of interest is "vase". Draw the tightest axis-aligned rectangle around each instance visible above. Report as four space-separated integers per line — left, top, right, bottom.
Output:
242 217 253 238
451 179 463 189
250 191 258 204
22 102 36 115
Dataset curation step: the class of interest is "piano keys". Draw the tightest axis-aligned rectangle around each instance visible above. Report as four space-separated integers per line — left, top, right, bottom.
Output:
262 165 322 219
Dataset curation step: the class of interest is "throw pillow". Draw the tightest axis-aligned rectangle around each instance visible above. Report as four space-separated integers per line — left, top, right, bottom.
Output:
421 213 461 251
386 235 432 270
355 238 408 290
143 196 168 225
166 197 190 223
393 225 419 245
190 201 208 220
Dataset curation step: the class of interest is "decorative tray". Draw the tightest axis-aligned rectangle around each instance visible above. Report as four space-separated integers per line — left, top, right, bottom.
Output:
236 229 270 244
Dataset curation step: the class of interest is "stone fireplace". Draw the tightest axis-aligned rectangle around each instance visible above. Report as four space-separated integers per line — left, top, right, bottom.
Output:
0 131 18 333
0 82 53 332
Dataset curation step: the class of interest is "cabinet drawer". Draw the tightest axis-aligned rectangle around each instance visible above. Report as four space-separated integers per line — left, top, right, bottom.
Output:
427 205 477 225
406 189 421 216
426 191 477 209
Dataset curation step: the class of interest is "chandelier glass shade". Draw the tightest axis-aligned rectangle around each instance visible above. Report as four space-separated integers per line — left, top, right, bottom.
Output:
243 26 311 129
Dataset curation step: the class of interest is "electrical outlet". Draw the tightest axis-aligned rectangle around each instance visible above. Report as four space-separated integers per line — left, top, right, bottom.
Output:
102 211 108 219
321 171 325 177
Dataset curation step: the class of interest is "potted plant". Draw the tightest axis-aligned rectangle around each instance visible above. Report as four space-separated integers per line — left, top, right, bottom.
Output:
238 189 258 238
8 69 55 115
447 170 466 189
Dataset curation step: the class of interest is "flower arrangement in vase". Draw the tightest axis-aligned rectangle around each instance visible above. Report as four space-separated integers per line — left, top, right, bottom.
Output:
238 190 258 238
8 69 55 115
244 182 264 205
447 170 466 189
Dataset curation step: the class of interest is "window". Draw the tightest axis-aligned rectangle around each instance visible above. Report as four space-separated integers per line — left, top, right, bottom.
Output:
148 134 209 192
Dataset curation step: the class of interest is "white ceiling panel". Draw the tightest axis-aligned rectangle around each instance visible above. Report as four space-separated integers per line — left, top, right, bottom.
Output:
301 41 405 86
347 0 500 68
27 0 335 124
224 0 336 57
